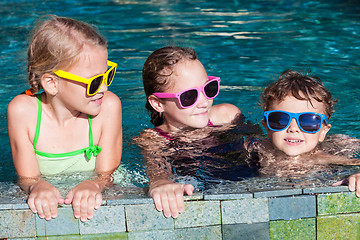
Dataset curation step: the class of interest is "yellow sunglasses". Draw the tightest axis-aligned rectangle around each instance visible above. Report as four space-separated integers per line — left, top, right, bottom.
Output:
53 60 117 96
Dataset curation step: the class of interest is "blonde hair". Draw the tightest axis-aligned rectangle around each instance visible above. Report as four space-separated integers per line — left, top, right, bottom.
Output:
27 15 107 94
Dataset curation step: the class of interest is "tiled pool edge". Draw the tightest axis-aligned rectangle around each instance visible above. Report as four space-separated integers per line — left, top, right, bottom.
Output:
1 183 359 239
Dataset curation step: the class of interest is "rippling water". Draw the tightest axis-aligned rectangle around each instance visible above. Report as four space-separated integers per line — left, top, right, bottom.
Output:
1 0 359 186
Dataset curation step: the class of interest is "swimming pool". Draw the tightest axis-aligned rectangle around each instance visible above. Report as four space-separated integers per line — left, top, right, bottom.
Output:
1 0 359 184
1 0 360 238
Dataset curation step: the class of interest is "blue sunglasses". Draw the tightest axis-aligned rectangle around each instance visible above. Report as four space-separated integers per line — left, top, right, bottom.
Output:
264 110 329 134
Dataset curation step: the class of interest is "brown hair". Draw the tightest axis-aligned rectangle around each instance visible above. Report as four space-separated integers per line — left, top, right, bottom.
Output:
260 70 337 118
27 15 107 94
142 46 198 126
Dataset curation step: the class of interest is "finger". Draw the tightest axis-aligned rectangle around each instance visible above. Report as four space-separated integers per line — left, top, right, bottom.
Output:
49 197 59 219
94 193 102 210
356 179 360 197
72 195 81 219
152 192 163 212
167 191 179 218
86 195 95 220
348 176 356 192
160 193 171 218
175 188 185 213
183 184 194 196
41 200 52 221
34 199 45 219
27 195 37 213
65 190 74 205
54 188 64 205
79 195 89 222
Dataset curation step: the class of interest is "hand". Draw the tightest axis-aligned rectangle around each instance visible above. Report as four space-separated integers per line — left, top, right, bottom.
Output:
332 172 360 197
149 179 194 218
27 180 64 220
65 180 102 222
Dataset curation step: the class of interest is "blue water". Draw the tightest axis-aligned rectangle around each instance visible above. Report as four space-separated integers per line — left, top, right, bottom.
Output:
1 0 359 184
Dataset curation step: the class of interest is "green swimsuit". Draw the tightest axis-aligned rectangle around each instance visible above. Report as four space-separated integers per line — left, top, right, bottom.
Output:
34 94 102 175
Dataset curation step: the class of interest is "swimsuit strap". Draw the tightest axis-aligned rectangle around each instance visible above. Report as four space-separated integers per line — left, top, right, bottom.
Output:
154 127 175 141
33 94 93 148
33 94 42 148
208 119 214 126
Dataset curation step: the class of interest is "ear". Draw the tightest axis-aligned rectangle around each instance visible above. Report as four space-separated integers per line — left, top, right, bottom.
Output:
148 95 165 113
318 123 331 142
261 119 272 138
41 73 59 96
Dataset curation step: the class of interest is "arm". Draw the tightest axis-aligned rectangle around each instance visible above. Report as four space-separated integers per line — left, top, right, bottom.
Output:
65 91 122 222
136 130 194 218
7 95 64 220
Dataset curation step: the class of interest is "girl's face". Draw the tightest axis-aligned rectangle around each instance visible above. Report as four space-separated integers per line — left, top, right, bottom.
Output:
57 44 109 116
160 59 213 132
262 95 331 156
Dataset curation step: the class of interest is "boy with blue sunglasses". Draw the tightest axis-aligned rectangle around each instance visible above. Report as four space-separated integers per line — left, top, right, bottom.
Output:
260 70 360 196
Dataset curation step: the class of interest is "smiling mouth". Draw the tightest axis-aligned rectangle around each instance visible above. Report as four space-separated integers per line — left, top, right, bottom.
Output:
285 139 303 143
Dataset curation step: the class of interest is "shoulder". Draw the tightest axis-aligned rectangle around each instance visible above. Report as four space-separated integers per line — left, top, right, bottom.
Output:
96 91 122 118
7 94 38 120
209 103 241 125
101 91 122 110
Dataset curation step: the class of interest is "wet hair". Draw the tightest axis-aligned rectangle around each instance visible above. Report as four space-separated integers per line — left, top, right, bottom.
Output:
27 15 107 94
260 70 337 118
142 46 198 126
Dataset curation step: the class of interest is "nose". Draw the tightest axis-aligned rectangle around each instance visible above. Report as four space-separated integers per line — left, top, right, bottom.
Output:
196 91 211 108
97 80 108 94
287 118 300 133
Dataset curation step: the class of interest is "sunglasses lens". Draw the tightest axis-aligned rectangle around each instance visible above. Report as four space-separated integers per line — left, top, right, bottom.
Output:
89 76 103 95
106 68 116 86
204 80 219 98
268 112 290 130
180 89 198 107
299 114 321 132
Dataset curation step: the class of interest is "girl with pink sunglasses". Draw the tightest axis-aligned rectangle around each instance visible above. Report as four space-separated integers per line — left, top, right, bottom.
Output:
135 46 241 218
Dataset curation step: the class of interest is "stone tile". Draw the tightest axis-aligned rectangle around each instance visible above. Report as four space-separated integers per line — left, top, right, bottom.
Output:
125 204 174 231
317 213 360 239
175 225 222 240
0 209 36 238
204 192 253 200
80 205 126 234
107 196 153 205
317 192 360 215
175 201 221 228
303 185 349 194
36 207 79 236
184 192 204 201
223 222 269 240
222 198 269 224
128 230 174 240
253 189 302 198
269 218 315 240
269 195 316 220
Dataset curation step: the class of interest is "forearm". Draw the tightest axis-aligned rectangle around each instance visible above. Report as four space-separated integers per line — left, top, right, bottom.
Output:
17 175 44 194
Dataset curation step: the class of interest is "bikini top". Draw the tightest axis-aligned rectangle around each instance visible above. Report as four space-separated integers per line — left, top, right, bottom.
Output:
154 120 214 141
33 94 101 175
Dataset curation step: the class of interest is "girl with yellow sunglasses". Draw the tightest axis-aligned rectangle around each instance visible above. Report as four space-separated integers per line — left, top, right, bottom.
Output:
7 15 122 223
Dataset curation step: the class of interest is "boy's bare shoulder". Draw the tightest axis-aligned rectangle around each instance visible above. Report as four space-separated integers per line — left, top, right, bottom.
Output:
210 103 241 124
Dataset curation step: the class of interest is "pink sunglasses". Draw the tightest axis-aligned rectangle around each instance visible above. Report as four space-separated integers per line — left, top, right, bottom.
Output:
153 76 221 108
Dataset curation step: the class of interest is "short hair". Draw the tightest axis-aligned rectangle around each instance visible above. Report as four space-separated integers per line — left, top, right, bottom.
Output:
260 70 337 118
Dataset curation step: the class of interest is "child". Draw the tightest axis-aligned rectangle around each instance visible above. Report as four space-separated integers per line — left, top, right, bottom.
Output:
139 46 241 218
7 15 122 222
259 70 360 195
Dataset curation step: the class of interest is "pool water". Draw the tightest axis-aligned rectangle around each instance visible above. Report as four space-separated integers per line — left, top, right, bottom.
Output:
1 0 359 185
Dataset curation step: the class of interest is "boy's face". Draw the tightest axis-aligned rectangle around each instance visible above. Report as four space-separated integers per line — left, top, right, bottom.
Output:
262 95 331 156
